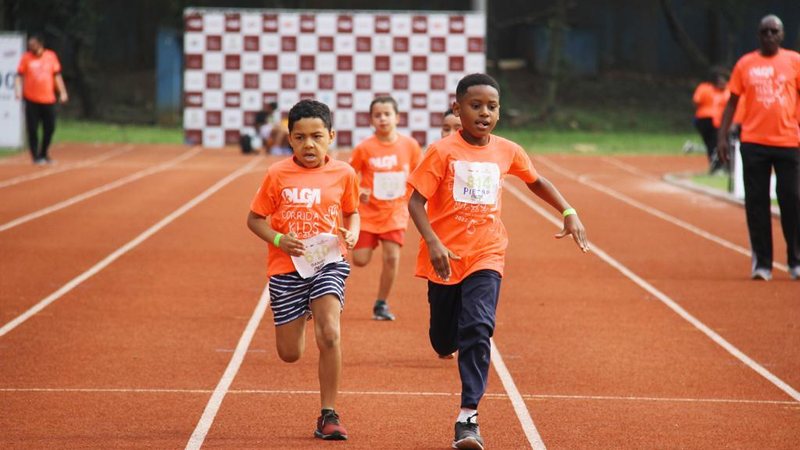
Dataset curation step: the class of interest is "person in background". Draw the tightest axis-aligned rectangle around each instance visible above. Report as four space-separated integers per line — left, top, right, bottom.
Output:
692 67 729 173
15 33 68 165
441 108 463 139
717 14 800 281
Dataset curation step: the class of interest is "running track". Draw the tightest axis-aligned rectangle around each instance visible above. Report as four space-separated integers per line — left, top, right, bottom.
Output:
0 144 797 449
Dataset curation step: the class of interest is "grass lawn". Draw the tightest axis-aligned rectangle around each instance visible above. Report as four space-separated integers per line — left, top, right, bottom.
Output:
56 120 183 144
495 128 697 154
691 173 731 192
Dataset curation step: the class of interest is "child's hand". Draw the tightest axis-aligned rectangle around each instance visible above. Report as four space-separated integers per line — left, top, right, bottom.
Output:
555 215 590 253
279 232 306 256
428 239 461 281
338 227 357 249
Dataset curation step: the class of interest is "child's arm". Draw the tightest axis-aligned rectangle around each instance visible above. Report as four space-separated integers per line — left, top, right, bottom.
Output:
339 211 360 249
408 190 461 281
526 177 590 253
246 211 305 256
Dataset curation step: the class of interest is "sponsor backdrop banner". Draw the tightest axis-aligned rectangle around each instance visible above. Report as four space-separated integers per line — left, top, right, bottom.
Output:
183 9 485 148
0 33 24 148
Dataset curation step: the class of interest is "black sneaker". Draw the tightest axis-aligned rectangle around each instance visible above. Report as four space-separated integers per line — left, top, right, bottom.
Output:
373 300 395 321
452 414 483 449
315 409 348 440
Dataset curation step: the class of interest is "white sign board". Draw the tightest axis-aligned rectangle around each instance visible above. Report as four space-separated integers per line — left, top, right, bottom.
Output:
0 33 24 148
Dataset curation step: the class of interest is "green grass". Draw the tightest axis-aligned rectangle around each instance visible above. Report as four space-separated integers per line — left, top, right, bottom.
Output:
57 119 183 144
691 173 731 191
495 128 697 154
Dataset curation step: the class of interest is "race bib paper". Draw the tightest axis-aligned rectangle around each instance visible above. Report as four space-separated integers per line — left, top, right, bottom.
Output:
372 171 407 200
452 161 500 205
291 233 342 279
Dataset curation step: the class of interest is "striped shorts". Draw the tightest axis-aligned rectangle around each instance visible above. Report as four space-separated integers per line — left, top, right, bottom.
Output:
268 259 351 326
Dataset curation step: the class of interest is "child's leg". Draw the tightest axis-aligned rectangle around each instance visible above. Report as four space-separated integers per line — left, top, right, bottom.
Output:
351 247 373 267
377 240 401 300
457 270 501 409
428 280 461 356
309 294 343 410
274 316 308 362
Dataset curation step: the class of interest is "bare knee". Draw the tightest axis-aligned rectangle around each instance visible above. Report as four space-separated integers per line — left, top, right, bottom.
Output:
277 347 303 363
383 251 400 269
352 250 371 267
316 323 341 350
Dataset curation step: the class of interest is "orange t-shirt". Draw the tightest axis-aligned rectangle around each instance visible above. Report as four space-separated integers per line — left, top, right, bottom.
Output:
17 49 62 104
733 93 746 125
349 134 422 233
250 157 359 276
407 131 539 285
693 82 719 119
711 88 731 128
728 48 800 147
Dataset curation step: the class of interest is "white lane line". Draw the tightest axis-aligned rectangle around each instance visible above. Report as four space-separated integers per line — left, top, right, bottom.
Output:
2 387 794 406
0 157 262 338
534 156 788 273
0 147 203 233
491 338 548 450
185 285 270 450
0 145 134 189
505 183 800 403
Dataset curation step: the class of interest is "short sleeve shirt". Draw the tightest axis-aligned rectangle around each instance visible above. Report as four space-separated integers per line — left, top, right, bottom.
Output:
17 49 61 104
407 131 539 284
693 82 717 119
728 48 800 147
349 134 422 233
250 157 359 276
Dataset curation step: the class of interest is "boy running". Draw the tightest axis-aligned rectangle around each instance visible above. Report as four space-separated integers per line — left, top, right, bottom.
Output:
349 96 422 320
247 99 360 440
408 73 589 449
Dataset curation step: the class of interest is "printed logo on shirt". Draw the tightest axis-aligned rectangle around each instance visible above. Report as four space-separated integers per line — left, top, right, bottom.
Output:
281 187 321 207
369 155 398 169
749 65 789 108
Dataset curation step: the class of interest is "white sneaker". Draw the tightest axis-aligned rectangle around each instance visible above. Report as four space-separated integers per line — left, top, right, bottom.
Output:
751 268 772 281
790 267 800 281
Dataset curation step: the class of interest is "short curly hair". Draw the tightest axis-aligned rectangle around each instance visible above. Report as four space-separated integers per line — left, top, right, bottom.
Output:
288 99 332 131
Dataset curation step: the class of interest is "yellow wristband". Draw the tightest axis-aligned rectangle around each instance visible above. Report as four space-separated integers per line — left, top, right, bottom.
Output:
562 208 577 217
273 233 283 247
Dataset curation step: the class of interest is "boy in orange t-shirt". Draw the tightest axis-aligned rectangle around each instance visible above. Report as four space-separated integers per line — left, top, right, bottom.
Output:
349 96 422 320
247 100 360 440
408 73 589 449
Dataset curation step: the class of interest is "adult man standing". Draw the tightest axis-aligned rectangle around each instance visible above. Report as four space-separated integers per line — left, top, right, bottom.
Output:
14 34 68 164
718 14 800 281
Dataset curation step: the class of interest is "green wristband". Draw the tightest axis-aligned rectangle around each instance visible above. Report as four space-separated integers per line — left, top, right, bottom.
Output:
273 233 283 247
562 208 577 218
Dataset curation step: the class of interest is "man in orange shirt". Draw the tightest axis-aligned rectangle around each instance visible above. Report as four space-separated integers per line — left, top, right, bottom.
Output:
408 73 589 449
718 14 800 281
14 34 68 164
247 100 360 440
350 96 422 320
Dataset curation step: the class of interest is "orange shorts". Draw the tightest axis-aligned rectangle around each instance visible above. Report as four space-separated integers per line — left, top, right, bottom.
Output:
354 229 405 249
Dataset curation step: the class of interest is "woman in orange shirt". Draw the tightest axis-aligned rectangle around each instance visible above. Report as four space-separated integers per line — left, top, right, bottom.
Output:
15 34 68 165
692 67 728 171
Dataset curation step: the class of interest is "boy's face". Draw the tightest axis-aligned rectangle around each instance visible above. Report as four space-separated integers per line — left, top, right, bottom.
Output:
441 114 462 138
370 102 398 136
288 117 335 169
453 85 500 145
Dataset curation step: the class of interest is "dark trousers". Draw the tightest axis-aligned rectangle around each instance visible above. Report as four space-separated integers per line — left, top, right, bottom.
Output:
428 269 501 409
693 117 718 164
24 100 57 161
740 143 800 271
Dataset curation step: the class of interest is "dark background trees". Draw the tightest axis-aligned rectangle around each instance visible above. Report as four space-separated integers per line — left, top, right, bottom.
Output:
1 0 798 124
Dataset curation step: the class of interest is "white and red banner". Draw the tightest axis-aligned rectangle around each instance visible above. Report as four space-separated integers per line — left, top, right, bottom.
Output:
0 33 25 148
182 9 485 148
